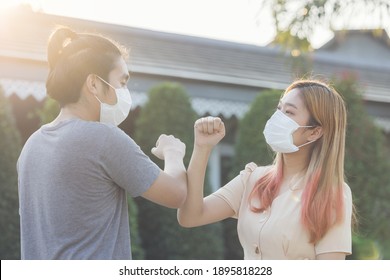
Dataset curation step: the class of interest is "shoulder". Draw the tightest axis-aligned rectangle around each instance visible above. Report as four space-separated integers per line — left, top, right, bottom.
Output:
240 162 273 189
42 119 118 138
73 120 117 135
72 120 132 143
342 182 353 205
343 182 352 194
59 120 138 154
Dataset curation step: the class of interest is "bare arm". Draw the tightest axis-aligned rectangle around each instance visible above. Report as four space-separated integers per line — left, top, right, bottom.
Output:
178 117 235 227
141 134 187 209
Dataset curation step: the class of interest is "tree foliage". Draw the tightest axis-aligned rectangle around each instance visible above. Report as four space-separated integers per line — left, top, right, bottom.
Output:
128 197 145 259
257 0 390 51
35 96 60 125
0 85 22 259
222 89 281 260
334 74 390 259
134 82 224 259
230 89 282 177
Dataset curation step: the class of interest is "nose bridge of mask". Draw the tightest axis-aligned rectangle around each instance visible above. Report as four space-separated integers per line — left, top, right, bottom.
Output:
277 110 314 131
278 110 317 150
276 110 299 131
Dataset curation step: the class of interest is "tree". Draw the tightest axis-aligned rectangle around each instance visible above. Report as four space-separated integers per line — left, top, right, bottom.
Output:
0 85 22 259
257 0 390 51
128 197 145 259
134 82 224 259
334 74 390 259
35 96 59 125
223 89 281 259
230 89 283 176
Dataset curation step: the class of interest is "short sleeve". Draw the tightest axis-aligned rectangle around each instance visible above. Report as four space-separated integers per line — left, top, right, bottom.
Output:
100 126 160 197
211 162 257 218
315 183 353 255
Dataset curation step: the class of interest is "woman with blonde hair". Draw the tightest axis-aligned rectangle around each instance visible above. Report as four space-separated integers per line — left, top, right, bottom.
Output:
178 79 353 260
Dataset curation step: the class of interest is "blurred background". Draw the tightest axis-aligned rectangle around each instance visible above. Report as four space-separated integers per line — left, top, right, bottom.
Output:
1 0 389 260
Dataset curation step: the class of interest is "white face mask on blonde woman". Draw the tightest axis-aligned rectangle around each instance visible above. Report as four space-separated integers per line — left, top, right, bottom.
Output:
263 110 317 153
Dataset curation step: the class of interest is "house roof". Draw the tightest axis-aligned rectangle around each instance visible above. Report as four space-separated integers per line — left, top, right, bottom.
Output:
1 7 389 101
1 7 389 129
319 29 390 52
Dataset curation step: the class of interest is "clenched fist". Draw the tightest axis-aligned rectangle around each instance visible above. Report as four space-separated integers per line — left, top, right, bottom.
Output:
194 116 226 148
152 134 186 160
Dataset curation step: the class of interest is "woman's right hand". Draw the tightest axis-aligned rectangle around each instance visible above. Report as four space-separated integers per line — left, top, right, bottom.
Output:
177 116 233 227
194 116 225 148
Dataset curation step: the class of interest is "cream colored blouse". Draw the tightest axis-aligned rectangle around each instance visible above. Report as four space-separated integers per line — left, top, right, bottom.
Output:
211 163 353 260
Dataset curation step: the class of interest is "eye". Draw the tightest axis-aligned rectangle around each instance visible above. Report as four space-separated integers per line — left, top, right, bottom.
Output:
285 110 293 115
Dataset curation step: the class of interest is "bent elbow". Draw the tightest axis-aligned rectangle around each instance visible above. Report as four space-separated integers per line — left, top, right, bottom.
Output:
180 223 193 228
177 218 193 228
177 211 196 228
171 188 187 209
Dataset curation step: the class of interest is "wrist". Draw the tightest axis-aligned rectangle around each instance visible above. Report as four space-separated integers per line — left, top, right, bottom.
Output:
164 148 185 159
194 144 213 154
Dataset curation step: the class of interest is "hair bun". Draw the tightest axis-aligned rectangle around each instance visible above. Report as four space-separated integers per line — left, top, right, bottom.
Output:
47 26 79 69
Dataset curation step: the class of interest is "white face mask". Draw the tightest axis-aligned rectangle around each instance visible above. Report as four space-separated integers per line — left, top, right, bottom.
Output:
263 110 316 153
95 76 132 126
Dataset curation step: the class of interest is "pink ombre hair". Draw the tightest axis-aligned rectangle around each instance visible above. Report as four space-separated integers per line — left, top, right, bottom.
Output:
249 80 347 243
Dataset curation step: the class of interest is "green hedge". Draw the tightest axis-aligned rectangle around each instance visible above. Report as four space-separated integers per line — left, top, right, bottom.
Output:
0 85 22 259
336 75 390 259
134 82 224 259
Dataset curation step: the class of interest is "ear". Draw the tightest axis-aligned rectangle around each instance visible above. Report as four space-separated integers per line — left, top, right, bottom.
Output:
308 126 323 142
85 74 99 94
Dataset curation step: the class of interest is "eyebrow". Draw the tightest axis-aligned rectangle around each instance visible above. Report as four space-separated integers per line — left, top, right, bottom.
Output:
278 101 299 110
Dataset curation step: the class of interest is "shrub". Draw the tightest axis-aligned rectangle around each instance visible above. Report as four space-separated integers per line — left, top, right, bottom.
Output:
224 89 281 259
335 75 390 259
134 82 224 259
0 85 22 259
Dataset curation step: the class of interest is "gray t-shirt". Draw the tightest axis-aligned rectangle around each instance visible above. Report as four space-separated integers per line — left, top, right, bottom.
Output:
17 119 160 259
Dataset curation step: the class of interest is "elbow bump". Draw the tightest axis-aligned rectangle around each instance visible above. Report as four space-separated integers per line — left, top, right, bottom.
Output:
168 192 186 209
176 186 187 208
177 217 195 228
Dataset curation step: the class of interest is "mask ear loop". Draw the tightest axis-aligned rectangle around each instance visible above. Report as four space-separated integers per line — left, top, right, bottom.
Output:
94 94 103 104
297 139 317 148
95 75 118 104
96 76 115 90
296 125 320 148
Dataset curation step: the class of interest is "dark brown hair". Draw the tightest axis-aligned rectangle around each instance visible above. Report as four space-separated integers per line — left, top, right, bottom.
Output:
46 26 128 106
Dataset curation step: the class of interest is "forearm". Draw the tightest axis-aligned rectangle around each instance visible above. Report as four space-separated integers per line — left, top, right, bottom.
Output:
163 150 187 192
178 145 211 226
